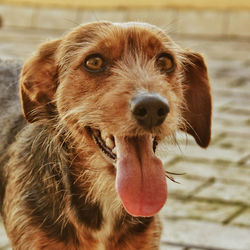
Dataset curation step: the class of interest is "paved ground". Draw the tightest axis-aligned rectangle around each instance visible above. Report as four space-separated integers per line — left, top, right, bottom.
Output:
0 25 250 250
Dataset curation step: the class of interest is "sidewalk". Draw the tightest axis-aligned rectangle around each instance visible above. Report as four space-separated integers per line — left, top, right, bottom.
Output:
0 21 250 250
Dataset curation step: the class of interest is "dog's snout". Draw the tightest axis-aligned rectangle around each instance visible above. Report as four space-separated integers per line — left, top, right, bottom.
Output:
130 93 170 130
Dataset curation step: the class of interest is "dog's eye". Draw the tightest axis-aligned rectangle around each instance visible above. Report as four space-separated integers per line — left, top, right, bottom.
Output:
156 53 175 73
83 54 105 72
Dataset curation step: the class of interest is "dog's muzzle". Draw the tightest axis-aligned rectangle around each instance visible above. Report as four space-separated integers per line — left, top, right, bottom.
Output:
87 92 169 217
130 93 170 130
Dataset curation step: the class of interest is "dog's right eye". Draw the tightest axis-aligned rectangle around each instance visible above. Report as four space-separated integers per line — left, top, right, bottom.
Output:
83 54 105 72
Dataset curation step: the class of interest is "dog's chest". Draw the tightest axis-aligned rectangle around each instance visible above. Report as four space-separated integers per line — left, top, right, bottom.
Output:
95 224 113 250
94 193 123 248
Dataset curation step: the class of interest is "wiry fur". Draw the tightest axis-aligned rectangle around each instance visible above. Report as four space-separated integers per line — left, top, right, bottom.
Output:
0 21 212 249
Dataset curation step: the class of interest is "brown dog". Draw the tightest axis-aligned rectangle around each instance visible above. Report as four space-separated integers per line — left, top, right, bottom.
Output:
0 21 212 249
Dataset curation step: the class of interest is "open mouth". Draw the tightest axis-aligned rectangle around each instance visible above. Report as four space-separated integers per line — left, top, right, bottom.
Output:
86 126 167 218
86 126 158 163
86 127 117 161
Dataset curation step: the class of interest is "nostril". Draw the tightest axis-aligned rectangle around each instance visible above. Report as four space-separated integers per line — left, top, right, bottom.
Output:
158 107 168 118
134 107 147 119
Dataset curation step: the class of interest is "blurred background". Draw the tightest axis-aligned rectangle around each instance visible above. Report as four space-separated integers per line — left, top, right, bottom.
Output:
0 0 250 249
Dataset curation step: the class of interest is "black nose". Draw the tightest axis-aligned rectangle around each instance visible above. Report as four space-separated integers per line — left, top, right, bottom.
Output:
130 93 170 130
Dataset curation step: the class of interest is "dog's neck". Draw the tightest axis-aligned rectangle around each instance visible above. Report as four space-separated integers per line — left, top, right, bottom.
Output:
68 144 122 226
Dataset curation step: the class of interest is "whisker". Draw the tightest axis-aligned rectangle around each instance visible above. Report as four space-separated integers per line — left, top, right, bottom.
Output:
165 169 185 184
165 170 185 176
165 174 180 184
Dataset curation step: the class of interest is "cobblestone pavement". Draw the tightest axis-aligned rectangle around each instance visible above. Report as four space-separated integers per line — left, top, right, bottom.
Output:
0 26 250 250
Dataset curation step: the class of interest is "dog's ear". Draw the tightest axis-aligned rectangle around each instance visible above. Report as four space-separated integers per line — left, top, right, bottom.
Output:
181 51 212 148
19 39 61 123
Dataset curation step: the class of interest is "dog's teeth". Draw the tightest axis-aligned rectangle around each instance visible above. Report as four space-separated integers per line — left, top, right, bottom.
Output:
106 138 115 149
101 131 110 140
112 147 117 154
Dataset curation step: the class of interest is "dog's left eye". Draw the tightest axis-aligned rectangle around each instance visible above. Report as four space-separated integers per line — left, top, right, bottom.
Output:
83 54 105 72
156 53 175 73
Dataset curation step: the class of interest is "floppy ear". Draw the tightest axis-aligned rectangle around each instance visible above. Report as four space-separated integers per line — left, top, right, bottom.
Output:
19 39 61 123
181 51 212 148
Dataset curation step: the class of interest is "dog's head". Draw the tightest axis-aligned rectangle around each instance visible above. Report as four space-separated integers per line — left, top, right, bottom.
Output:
19 21 212 217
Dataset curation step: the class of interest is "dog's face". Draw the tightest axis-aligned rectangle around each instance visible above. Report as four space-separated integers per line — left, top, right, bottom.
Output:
19 22 211 217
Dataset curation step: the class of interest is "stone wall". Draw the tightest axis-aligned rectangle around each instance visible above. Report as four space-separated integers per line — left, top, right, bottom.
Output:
0 4 250 38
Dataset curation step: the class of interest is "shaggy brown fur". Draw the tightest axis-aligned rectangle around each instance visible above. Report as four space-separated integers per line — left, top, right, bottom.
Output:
0 21 212 249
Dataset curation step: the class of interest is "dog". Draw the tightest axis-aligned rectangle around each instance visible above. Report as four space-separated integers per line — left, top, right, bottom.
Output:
0 21 212 249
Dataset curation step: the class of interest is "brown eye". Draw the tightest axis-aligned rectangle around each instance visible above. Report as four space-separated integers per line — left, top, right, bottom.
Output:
84 54 105 72
156 53 175 73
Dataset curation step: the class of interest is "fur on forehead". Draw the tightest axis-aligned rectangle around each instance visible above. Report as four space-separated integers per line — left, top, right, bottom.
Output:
64 21 170 45
56 21 179 71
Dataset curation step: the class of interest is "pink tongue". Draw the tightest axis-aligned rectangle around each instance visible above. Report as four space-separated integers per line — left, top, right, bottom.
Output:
115 135 167 217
